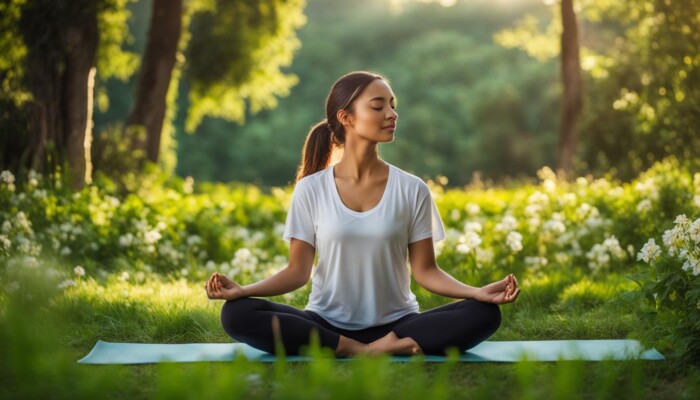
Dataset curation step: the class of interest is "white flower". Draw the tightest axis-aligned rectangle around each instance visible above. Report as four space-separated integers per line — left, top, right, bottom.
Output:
688 218 700 243
463 221 482 233
2 221 11 233
674 214 689 226
58 279 77 289
694 194 700 209
186 235 202 246
456 231 481 254
495 215 518 232
525 256 548 267
183 176 195 194
475 247 494 268
15 212 31 231
1 170 15 184
506 231 523 253
273 223 286 238
117 271 130 282
74 265 85 277
603 235 627 259
662 227 685 256
60 246 72 256
527 217 541 232
450 208 461 221
0 234 10 251
144 229 162 245
524 204 541 218
543 179 556 193
559 192 577 207
537 165 557 182
465 203 480 216
232 247 259 273
542 219 566 235
119 233 134 247
636 199 652 213
527 191 550 207
637 238 661 263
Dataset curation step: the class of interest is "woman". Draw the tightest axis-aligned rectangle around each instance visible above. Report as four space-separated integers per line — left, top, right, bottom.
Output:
204 71 520 358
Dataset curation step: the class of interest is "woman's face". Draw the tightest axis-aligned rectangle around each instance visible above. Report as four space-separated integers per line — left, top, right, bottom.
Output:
339 79 398 143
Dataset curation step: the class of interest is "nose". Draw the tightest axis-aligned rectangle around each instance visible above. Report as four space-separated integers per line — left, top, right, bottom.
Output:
387 108 398 121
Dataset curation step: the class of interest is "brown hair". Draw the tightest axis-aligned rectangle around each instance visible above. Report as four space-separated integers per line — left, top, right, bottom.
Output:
293 71 385 184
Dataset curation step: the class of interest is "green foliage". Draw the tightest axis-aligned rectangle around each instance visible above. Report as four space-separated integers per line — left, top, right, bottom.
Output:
3 156 700 397
632 207 700 366
183 0 307 132
493 0 700 181
174 0 560 186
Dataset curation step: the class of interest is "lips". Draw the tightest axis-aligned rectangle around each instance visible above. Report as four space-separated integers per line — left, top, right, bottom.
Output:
383 124 396 130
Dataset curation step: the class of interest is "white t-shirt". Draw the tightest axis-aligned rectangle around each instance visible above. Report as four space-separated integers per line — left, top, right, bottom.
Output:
282 162 446 330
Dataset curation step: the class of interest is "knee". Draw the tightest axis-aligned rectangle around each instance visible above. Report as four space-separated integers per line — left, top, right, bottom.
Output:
220 297 258 336
470 299 502 334
481 301 502 333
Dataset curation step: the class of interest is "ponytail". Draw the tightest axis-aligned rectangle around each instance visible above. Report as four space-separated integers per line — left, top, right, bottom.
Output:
293 71 384 185
294 119 336 185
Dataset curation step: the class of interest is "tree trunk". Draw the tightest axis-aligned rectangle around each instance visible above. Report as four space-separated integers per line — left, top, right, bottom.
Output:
557 0 582 176
22 1 98 191
62 18 99 190
127 0 183 166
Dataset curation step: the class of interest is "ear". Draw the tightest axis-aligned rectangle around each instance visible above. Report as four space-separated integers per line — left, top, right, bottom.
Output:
337 109 353 128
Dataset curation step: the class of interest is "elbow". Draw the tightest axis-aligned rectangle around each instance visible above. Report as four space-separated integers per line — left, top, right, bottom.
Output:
412 263 438 288
296 275 309 289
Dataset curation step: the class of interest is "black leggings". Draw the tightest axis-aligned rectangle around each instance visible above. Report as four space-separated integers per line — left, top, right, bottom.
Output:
220 297 501 357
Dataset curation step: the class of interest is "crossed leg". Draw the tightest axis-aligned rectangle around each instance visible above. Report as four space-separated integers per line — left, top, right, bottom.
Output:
220 297 500 357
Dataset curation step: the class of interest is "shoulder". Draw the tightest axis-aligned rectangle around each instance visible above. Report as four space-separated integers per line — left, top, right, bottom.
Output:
293 167 330 195
390 163 431 195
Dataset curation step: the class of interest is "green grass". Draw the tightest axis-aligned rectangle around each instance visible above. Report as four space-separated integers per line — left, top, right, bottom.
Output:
2 266 699 400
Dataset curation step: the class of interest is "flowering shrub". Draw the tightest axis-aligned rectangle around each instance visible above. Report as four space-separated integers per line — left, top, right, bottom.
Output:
633 214 700 365
1 155 698 311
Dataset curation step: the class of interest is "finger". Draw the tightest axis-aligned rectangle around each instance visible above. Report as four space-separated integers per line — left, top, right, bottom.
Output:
512 288 520 300
507 288 520 302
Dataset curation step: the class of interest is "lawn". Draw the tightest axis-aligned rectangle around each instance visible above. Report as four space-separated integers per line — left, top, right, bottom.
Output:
2 158 700 399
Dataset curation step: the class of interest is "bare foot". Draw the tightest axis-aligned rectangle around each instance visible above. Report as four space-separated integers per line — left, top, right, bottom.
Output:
334 335 369 357
365 331 423 356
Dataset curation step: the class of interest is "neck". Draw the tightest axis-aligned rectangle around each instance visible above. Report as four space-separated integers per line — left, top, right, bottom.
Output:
334 154 386 182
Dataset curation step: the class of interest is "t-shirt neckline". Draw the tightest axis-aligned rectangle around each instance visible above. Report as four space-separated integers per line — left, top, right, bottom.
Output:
329 162 394 217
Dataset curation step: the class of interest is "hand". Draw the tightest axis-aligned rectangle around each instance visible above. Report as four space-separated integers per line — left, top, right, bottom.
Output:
474 274 520 305
204 272 244 301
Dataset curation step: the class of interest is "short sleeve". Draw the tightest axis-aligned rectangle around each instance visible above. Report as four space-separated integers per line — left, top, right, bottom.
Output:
282 179 316 248
408 182 446 244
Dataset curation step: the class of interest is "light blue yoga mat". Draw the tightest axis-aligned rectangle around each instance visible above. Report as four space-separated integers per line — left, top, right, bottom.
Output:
77 339 664 364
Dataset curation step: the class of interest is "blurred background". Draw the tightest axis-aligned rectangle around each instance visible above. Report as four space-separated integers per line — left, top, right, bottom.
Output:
2 0 698 190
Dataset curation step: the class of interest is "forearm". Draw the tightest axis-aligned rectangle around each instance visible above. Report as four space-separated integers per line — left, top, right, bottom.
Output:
240 266 307 298
415 266 479 299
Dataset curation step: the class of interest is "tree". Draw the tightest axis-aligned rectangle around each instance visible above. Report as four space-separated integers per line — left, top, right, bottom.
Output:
126 0 182 166
0 0 307 188
557 0 582 176
127 0 306 170
494 0 700 180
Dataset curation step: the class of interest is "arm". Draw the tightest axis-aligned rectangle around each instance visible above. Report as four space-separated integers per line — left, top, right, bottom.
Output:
206 238 315 300
408 237 520 303
241 238 316 297
408 237 479 299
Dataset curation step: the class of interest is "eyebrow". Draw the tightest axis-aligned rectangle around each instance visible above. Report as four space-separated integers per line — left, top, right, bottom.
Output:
368 96 396 102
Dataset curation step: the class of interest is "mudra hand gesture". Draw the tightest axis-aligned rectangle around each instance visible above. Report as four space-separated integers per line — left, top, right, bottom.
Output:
475 274 520 304
204 272 244 301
